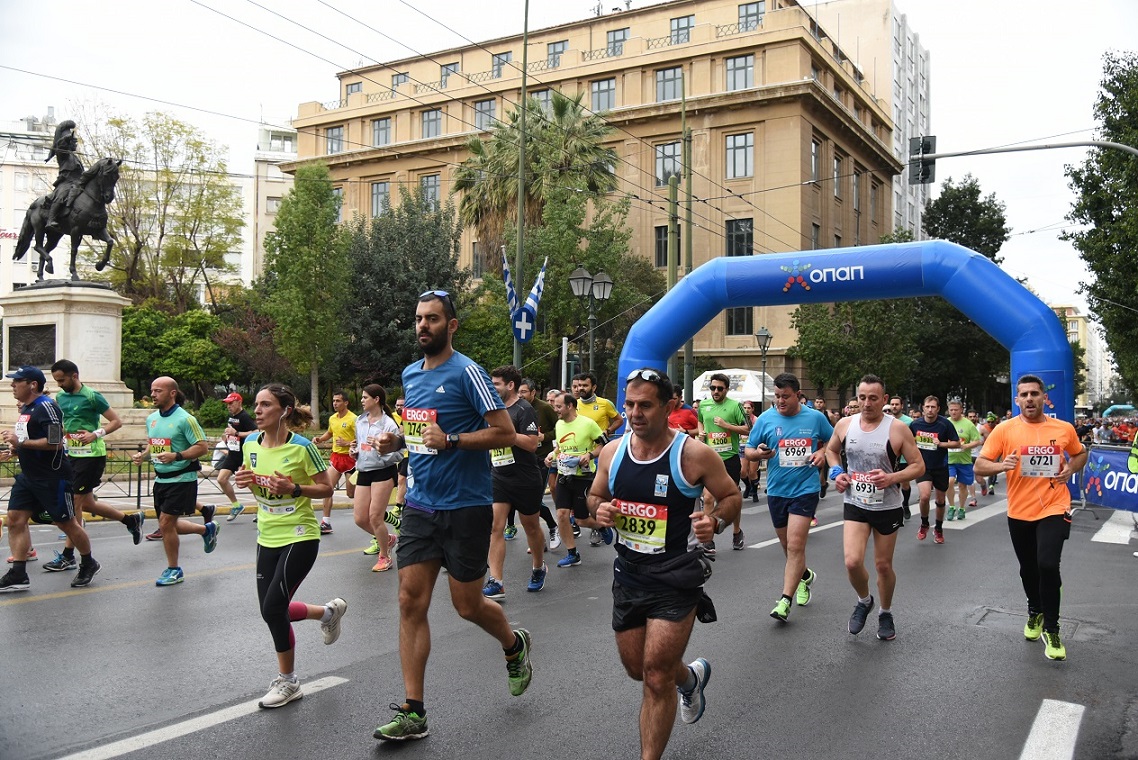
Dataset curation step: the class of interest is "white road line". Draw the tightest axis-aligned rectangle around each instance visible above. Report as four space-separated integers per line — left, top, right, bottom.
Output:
1018 699 1085 760
1090 509 1136 544
749 519 842 549
54 676 349 760
942 500 1007 530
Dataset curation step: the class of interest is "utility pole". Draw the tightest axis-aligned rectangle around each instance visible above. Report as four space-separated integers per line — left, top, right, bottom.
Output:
513 0 530 368
666 175 679 380
682 83 694 403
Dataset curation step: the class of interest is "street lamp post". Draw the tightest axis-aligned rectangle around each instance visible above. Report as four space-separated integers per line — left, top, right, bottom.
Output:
755 326 772 412
569 266 613 373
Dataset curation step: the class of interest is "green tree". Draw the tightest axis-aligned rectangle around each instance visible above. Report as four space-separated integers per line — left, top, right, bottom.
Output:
212 288 296 391
78 109 243 309
121 303 234 401
1064 51 1138 392
922 174 1010 263
338 184 468 386
121 303 171 393
262 163 350 422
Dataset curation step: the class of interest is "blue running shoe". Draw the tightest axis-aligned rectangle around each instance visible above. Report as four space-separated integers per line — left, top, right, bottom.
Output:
527 563 547 592
203 521 219 553
483 577 505 600
156 567 185 586
601 527 614 545
557 551 581 568
227 504 245 522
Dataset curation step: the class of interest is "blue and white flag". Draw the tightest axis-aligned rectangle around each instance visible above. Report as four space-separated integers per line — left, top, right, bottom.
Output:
501 246 518 313
524 257 549 314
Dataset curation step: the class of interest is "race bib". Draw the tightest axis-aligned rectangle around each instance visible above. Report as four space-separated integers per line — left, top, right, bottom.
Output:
491 447 515 467
148 437 172 455
778 437 812 468
253 474 297 513
403 407 438 455
225 434 241 452
66 432 93 456
612 498 669 554
915 432 939 451
14 414 30 443
707 431 732 453
849 471 883 506
1020 445 1061 478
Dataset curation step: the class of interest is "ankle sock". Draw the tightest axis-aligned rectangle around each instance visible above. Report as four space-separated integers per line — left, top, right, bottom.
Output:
405 699 425 716
504 631 524 657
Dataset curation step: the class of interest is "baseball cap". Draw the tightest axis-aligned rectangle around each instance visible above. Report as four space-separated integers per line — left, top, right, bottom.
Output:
6 366 46 387
223 392 243 404
986 412 998 422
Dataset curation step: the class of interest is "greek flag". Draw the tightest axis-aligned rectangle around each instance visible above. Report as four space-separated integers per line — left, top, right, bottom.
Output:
525 257 549 314
501 246 518 312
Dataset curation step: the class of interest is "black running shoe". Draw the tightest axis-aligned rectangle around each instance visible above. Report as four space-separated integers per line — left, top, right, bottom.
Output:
877 611 896 641
848 596 875 635
0 570 30 593
200 504 216 525
125 511 145 545
71 560 101 588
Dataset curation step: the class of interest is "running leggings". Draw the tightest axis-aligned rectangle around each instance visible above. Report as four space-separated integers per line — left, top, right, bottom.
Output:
1007 514 1070 631
256 541 320 653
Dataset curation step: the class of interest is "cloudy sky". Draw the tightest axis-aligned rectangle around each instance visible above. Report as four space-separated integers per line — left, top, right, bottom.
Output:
2 0 1134 313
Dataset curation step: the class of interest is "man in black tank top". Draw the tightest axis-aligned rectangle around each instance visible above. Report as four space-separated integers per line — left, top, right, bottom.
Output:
589 369 741 760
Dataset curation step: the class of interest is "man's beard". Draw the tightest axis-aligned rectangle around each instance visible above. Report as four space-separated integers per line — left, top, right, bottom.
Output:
420 330 448 357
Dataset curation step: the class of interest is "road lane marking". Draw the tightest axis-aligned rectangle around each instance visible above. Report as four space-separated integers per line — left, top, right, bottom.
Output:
943 500 1007 530
1018 699 1085 760
54 676 350 760
749 519 842 549
1090 509 1136 544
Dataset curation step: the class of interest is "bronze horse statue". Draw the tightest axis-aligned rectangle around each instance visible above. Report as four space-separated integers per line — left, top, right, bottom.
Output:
13 156 122 282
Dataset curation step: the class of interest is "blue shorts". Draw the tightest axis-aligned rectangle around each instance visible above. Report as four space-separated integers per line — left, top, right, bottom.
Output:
948 463 975 486
767 493 819 529
8 473 76 523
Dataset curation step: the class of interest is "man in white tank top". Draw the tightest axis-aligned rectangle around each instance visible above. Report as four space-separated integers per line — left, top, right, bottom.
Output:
825 375 924 641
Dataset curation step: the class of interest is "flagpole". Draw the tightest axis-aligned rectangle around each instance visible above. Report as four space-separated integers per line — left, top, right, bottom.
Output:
513 0 530 368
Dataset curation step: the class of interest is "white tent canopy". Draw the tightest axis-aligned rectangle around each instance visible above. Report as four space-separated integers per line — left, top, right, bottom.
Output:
691 368 773 403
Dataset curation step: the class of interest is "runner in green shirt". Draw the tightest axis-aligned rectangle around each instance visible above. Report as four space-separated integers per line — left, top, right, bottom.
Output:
946 400 982 520
696 374 751 551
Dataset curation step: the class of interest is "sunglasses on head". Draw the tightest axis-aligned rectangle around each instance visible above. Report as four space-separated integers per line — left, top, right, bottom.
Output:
626 368 664 383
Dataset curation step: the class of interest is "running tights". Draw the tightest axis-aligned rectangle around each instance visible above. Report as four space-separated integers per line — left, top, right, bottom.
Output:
1007 514 1070 631
256 541 320 653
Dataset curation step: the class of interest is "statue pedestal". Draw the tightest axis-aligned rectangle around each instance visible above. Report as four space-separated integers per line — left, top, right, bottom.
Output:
0 281 147 441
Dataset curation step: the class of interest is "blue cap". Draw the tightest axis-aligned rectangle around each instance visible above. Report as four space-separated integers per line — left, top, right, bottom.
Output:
6 366 47 388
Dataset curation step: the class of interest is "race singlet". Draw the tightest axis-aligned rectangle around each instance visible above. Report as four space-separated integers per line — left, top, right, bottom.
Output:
1019 445 1061 478
778 437 812 468
849 471 883 506
403 408 438 455
611 498 669 555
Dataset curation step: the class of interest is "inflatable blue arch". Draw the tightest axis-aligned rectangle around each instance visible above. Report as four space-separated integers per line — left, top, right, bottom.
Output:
616 240 1074 424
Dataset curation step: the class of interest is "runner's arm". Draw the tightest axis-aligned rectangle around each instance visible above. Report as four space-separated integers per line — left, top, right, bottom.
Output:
100 406 123 436
587 439 619 524
890 424 925 484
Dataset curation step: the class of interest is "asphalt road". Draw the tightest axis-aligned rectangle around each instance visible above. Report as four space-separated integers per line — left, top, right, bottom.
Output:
1 488 1136 760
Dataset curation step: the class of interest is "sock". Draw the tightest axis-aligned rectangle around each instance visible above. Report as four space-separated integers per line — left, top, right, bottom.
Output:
901 487 911 507
858 594 872 605
880 607 891 615
921 517 930 527
12 560 27 575
62 547 76 560
680 667 697 693
279 672 297 683
504 631 524 657
320 605 334 623
781 593 792 602
935 520 943 530
801 568 812 581
231 501 240 509
405 699 425 716
80 553 92 565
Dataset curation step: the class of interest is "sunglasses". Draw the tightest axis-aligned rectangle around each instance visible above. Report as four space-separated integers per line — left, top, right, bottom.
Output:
626 368 665 382
419 289 456 318
709 385 727 392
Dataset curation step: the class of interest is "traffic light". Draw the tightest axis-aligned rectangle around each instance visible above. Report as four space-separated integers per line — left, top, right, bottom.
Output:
908 136 936 185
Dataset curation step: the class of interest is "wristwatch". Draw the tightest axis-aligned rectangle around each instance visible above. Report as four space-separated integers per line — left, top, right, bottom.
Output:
446 433 460 450
291 483 302 498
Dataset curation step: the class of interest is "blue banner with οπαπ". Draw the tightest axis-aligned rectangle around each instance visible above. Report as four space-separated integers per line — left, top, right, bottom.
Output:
1080 445 1138 513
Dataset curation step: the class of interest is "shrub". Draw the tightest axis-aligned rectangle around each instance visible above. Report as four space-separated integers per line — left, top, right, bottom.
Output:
195 398 231 428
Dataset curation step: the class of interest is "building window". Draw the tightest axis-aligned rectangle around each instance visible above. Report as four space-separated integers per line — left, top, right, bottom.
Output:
371 181 390 217
471 242 485 279
492 51 512 78
591 78 616 112
332 187 343 223
392 72 409 87
547 40 568 67
475 99 497 130
655 141 682 186
266 197 281 215
870 181 880 220
726 55 754 91
531 89 552 114
422 109 442 138
654 225 669 268
607 28 629 56
726 219 753 256
726 132 754 179
834 234 842 248
726 307 753 336
811 223 820 249
269 132 294 152
810 139 820 182
345 82 362 96
738 2 765 30
810 63 820 81
440 63 459 88
852 170 862 212
833 155 842 197
670 15 695 44
656 67 683 102
421 174 440 207
326 126 344 155
372 118 391 147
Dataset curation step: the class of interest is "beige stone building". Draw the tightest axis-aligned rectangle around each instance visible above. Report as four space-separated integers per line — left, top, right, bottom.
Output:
287 0 903 387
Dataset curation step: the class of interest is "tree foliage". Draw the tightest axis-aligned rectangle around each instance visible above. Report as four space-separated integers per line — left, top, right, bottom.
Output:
1064 51 1138 392
121 303 235 401
921 174 1010 263
211 288 296 390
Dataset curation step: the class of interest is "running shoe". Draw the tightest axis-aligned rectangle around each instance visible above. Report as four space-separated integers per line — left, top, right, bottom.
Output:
505 629 533 696
321 597 348 644
227 504 245 522
732 530 745 550
200 504 216 524
703 540 717 557
125 511 145 544
504 525 518 541
320 520 333 535
258 676 302 709
0 570 30 593
527 563 548 592
44 551 77 572
902 505 912 522
364 536 380 555
770 597 791 622
1023 611 1044 641
933 528 945 545
1042 630 1066 661
483 577 505 599
549 526 562 550
916 524 929 541
946 507 957 521
557 551 581 568
678 658 711 724
372 556 393 572
820 482 828 499
570 515 580 538
374 704 429 741
797 568 816 606
980 486 989 496
388 533 398 549
877 611 896 641
810 516 819 527
70 559 101 588
203 521 219 553
588 529 603 546
7 548 37 563
957 508 967 520
145 529 163 541
967 498 977 508
848 596 875 635
155 567 185 586
600 527 614 545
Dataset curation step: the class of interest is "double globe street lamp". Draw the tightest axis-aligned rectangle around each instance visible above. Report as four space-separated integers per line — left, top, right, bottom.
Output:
755 326 772 411
569 266 614 373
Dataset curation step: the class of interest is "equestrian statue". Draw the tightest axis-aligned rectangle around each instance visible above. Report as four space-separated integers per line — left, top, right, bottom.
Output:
13 120 121 282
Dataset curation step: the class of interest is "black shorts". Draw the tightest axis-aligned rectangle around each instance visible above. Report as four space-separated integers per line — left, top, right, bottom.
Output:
398 457 408 478
70 456 107 495
153 480 199 516
554 475 593 520
611 579 702 632
843 503 905 536
767 493 820 529
917 467 950 493
722 454 741 485
8 473 75 523
217 451 243 473
396 503 492 583
493 474 545 515
356 464 398 487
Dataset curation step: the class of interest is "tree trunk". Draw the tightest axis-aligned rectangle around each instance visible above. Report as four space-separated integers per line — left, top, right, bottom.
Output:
309 363 320 433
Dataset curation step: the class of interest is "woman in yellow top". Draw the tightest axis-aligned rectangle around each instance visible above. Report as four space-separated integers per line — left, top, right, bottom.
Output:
235 383 347 709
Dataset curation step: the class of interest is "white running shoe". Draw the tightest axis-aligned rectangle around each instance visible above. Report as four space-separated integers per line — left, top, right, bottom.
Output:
678 658 711 724
549 526 562 550
321 597 348 645
258 677 302 709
